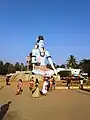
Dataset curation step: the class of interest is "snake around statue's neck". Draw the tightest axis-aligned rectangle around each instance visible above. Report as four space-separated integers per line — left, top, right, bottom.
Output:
39 47 45 57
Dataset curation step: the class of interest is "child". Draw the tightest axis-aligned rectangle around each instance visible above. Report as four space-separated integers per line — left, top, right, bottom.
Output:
6 76 10 86
79 78 84 90
66 76 71 89
50 77 53 91
41 77 48 95
16 79 23 95
52 76 56 90
29 77 34 91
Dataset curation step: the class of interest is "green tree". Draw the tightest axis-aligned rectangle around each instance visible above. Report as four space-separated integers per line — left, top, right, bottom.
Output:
79 59 90 76
60 64 66 68
23 65 27 71
0 61 27 75
4 62 11 74
20 62 26 71
8 64 15 73
14 62 21 71
58 71 71 77
67 55 78 68
0 61 4 74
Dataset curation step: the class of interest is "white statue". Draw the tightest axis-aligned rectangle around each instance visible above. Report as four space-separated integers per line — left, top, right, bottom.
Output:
31 36 57 76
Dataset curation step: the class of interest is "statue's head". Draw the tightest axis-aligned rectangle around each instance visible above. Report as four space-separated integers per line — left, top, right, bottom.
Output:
37 36 44 48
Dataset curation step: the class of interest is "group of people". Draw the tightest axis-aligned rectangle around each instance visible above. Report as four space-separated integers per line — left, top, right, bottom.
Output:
66 76 85 90
15 75 56 98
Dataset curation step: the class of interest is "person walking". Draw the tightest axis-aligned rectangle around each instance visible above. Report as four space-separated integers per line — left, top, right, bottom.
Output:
66 76 71 89
16 79 23 95
52 76 56 90
29 77 34 91
41 77 48 95
79 76 84 90
6 76 10 86
32 78 40 98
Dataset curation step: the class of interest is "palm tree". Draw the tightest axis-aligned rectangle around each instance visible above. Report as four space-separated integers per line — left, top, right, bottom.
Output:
67 55 78 68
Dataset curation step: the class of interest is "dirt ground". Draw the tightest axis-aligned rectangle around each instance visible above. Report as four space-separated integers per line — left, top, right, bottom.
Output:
0 82 90 120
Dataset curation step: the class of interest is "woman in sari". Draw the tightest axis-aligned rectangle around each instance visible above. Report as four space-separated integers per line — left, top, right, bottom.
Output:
32 78 40 98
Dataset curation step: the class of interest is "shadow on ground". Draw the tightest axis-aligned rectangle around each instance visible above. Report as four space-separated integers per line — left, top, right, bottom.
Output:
0 101 12 120
0 86 5 90
75 88 90 96
3 110 21 120
82 89 90 92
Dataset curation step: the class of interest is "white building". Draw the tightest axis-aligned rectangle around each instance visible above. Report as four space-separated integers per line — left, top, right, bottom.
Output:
57 68 81 76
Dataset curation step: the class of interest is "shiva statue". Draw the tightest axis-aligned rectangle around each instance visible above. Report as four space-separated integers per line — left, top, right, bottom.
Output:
31 36 57 76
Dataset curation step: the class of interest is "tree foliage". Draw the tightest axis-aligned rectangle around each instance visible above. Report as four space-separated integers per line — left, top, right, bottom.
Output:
67 55 78 68
58 71 71 77
79 59 90 76
60 64 66 68
0 56 90 77
0 61 26 75
0 61 4 75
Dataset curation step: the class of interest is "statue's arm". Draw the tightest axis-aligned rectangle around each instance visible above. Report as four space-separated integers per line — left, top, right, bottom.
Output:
31 49 36 63
46 51 57 75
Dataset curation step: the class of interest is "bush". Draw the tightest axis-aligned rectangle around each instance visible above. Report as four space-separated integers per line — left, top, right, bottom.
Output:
58 71 71 77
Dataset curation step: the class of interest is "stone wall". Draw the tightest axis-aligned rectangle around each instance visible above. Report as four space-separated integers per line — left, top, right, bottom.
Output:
10 71 60 82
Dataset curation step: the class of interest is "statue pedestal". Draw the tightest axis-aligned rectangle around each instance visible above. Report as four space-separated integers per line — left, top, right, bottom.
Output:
32 65 54 76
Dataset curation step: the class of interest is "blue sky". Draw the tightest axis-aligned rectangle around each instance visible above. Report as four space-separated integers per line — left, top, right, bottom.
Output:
0 0 90 65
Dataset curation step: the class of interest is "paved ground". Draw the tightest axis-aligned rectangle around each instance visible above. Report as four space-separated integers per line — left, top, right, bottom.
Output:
0 83 90 120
